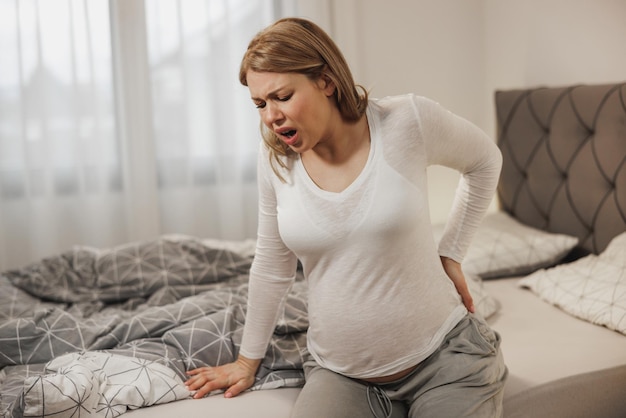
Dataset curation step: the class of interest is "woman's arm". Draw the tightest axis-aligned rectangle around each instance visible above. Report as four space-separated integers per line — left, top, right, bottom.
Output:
416 96 503 263
185 145 297 399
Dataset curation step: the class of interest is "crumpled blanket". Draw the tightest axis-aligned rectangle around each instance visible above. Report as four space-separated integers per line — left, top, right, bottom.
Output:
0 236 308 418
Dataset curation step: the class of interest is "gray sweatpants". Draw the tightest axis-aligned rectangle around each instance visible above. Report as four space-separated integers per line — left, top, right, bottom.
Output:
291 314 507 418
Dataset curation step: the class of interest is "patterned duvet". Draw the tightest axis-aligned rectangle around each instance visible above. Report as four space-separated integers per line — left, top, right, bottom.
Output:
0 237 308 417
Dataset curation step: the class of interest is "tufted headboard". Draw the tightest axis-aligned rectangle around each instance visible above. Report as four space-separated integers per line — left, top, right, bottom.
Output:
495 82 626 254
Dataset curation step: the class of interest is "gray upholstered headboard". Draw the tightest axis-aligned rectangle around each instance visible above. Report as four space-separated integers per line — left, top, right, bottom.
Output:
495 82 626 254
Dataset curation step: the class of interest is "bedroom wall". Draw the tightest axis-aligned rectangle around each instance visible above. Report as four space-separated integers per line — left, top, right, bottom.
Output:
296 0 626 224
482 0 626 138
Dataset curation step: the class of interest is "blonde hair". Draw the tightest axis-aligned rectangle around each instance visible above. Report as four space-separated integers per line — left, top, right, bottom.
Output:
239 17 368 180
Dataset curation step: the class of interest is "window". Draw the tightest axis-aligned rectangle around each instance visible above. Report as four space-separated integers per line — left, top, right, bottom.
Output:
0 0 295 269
0 0 117 199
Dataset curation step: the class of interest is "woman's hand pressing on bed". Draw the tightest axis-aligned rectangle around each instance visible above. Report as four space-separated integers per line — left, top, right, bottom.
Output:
185 355 262 399
440 256 475 314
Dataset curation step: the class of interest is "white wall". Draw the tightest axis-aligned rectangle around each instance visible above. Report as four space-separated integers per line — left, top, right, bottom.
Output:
296 0 626 223
482 0 626 138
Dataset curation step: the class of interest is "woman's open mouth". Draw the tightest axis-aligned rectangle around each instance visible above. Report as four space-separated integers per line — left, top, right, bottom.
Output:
278 129 298 145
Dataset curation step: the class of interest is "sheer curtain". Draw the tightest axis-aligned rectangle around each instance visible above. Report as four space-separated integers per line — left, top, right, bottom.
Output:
0 0 296 270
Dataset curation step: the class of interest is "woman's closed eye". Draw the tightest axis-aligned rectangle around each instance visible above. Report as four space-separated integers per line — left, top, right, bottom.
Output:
253 93 292 109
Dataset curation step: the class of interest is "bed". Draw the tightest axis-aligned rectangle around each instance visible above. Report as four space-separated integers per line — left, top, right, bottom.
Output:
1 82 625 418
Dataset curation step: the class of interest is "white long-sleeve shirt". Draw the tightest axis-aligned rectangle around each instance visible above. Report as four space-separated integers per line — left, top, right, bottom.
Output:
240 94 502 379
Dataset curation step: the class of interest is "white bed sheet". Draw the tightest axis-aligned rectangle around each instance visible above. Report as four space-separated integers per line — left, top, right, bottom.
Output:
124 387 300 418
124 276 626 417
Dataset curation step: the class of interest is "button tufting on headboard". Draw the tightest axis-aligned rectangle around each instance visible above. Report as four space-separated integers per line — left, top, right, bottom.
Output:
495 82 626 254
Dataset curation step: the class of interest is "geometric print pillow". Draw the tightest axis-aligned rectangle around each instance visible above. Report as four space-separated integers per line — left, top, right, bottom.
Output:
23 351 190 417
434 211 579 279
519 231 626 335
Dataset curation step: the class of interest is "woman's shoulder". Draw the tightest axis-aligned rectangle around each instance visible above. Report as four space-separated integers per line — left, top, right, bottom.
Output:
368 93 443 125
368 94 443 122
370 93 437 107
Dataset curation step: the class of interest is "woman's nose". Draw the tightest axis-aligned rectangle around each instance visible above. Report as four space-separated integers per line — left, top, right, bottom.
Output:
263 102 284 126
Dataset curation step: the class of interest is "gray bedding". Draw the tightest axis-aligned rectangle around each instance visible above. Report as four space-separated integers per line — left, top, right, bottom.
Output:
0 237 307 417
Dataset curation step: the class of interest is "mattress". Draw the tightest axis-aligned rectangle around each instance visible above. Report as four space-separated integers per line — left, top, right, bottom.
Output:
124 387 300 418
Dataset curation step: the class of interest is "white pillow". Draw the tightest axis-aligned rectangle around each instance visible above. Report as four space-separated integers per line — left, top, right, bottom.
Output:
519 231 626 335
434 212 579 279
23 352 190 417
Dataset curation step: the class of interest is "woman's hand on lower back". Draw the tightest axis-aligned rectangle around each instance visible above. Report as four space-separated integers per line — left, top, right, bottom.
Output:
185 355 262 399
440 256 475 314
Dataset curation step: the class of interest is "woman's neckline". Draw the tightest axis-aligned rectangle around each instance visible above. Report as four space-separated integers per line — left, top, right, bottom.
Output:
297 107 376 197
